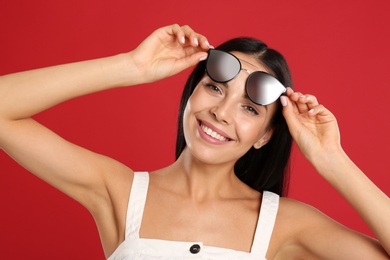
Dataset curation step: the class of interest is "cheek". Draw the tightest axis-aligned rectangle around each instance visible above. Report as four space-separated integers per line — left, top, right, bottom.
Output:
182 89 203 140
186 86 210 112
236 118 269 142
243 106 278 141
183 98 195 132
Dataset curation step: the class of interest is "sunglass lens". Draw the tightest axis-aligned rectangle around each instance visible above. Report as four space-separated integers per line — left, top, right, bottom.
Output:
206 50 241 82
246 72 286 106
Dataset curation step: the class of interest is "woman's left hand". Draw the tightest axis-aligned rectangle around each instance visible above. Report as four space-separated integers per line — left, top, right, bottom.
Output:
280 87 341 164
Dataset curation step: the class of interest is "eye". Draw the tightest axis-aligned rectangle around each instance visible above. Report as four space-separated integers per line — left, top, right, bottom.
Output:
243 105 259 115
205 83 222 94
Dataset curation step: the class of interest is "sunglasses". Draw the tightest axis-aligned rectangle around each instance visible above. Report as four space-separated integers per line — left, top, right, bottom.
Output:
205 49 286 106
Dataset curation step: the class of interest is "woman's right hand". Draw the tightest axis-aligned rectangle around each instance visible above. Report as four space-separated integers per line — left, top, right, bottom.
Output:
127 24 211 84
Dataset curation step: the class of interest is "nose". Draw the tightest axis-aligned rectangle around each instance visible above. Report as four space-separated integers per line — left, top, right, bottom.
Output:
210 99 234 125
210 71 249 124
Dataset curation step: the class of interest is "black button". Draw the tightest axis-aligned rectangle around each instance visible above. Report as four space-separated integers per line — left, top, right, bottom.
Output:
189 244 201 254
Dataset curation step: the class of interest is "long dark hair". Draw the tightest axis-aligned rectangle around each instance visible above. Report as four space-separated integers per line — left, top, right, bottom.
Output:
175 38 293 196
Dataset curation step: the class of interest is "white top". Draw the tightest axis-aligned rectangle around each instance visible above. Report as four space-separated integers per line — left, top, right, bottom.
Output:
108 172 279 260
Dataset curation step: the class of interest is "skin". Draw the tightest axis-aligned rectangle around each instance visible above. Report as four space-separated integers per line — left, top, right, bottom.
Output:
183 53 276 167
0 24 389 259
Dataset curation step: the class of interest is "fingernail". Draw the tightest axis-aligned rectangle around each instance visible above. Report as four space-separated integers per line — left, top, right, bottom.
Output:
205 40 210 47
309 109 314 114
199 55 207 61
194 37 199 46
280 96 288 107
181 36 185 44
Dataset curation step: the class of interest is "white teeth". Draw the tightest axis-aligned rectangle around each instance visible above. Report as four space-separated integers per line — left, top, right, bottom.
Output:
200 124 229 141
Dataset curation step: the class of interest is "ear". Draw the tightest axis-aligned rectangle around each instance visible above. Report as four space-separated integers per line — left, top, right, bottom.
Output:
253 128 274 149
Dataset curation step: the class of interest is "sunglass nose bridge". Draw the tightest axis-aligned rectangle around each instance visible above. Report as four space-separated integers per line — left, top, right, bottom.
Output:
241 68 252 75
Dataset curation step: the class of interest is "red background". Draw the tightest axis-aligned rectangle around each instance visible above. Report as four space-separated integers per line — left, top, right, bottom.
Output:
1 0 390 259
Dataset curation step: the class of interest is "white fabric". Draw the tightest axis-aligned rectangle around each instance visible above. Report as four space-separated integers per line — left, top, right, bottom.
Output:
251 191 279 256
108 172 279 260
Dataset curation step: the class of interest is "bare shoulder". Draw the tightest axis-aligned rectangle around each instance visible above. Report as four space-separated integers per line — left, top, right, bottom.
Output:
267 197 388 260
266 197 317 257
277 196 326 223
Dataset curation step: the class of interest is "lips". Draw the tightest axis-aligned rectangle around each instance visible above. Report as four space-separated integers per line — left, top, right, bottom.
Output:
198 120 232 142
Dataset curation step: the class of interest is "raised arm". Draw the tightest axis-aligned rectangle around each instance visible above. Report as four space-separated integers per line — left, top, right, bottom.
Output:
0 24 210 256
0 24 210 121
280 88 390 258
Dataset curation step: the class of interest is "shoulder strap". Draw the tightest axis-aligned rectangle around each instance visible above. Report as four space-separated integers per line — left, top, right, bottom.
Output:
125 171 149 240
250 191 280 256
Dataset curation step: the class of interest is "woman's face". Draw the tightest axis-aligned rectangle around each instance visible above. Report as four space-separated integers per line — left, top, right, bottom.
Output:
183 52 278 165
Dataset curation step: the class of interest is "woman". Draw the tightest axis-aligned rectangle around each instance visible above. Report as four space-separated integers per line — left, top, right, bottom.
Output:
0 24 389 259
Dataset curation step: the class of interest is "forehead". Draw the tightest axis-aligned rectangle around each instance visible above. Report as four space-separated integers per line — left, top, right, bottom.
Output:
230 51 272 75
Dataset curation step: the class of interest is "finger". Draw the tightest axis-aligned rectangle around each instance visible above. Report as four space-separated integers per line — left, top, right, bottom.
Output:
164 49 208 76
286 87 294 96
288 90 321 115
168 24 186 45
305 95 319 111
295 94 320 115
280 95 301 130
178 52 208 68
180 25 198 46
168 24 197 47
196 34 211 49
308 104 326 117
287 89 318 107
180 25 211 50
289 91 310 114
280 95 312 141
179 25 203 47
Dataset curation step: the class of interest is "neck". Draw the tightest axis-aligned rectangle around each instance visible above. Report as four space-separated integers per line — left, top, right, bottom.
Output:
167 147 248 201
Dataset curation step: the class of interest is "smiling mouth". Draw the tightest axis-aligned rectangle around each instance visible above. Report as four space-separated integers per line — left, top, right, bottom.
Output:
200 122 231 142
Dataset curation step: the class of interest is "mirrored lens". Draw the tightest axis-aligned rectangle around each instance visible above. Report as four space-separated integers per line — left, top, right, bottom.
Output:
206 50 241 83
246 72 286 106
